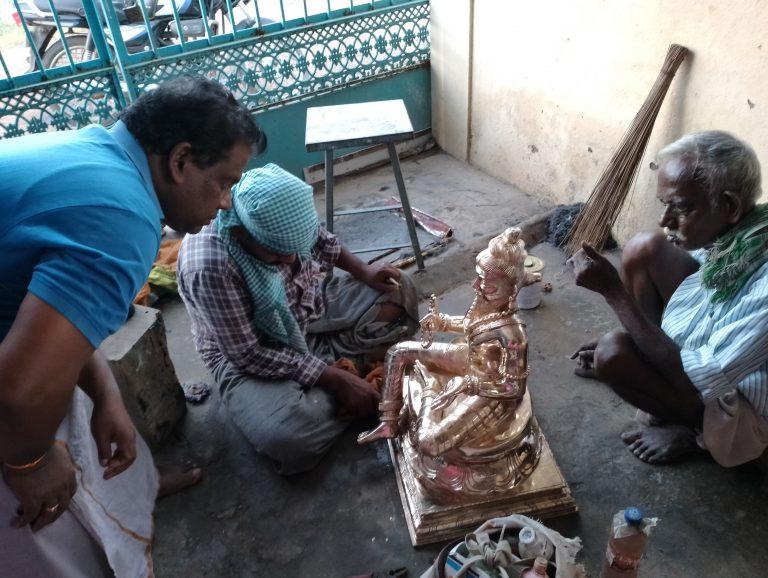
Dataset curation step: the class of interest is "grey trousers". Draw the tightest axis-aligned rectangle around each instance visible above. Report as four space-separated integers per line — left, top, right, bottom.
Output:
214 272 418 475
215 360 346 475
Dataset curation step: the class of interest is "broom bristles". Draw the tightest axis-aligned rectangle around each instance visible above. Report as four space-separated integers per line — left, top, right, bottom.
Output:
566 44 689 254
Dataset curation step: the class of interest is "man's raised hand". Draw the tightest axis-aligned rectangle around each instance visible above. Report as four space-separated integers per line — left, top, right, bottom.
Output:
568 242 623 297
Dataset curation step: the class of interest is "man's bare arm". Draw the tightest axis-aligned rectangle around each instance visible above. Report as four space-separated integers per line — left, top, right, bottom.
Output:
0 293 94 530
336 246 401 293
77 350 137 479
603 284 694 393
77 350 114 405
335 245 369 279
0 293 94 464
571 244 695 395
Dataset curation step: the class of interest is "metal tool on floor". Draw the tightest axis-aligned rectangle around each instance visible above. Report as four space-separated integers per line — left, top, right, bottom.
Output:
305 99 425 270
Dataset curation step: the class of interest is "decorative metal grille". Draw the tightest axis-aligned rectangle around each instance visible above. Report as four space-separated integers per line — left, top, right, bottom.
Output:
0 1 429 140
0 72 121 139
127 2 429 109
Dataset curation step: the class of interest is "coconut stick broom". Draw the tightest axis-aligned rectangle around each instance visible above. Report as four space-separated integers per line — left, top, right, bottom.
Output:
566 44 689 254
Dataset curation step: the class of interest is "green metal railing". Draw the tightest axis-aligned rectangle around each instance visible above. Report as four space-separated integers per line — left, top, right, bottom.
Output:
1 0 123 138
0 0 429 140
102 0 430 105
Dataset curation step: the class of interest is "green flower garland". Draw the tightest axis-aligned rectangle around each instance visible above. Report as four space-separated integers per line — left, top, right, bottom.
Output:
701 203 768 303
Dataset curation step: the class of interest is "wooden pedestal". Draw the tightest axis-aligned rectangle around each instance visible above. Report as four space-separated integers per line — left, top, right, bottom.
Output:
389 425 577 546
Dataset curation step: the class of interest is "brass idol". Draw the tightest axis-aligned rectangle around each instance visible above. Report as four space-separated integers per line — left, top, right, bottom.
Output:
359 227 544 502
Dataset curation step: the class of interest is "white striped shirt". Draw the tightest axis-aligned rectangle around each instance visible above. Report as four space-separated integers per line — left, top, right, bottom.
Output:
661 250 768 416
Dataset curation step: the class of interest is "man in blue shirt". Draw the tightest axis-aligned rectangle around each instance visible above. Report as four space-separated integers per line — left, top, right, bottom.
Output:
0 75 265 576
569 131 768 468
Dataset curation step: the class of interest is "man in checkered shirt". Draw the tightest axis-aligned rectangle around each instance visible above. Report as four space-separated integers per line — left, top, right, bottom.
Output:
178 164 418 474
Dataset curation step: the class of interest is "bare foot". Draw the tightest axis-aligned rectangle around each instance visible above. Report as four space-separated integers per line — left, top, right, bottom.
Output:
634 409 665 427
620 423 702 464
157 462 202 498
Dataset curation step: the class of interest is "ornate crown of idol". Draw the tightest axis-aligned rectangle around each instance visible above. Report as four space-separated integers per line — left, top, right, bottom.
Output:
475 227 526 281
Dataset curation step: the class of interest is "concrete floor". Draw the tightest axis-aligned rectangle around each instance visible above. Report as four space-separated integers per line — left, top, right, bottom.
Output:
151 151 768 577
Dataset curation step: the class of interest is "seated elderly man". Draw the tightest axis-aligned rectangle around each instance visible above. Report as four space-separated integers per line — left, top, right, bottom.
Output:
570 130 768 467
178 163 418 474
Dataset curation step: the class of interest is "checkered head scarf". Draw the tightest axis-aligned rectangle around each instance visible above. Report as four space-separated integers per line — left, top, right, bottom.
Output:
216 164 318 352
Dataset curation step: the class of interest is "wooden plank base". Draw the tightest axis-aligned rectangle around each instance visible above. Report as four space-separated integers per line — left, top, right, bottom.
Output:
389 425 577 546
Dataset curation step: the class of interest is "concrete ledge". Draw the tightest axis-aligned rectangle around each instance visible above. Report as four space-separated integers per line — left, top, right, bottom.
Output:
100 305 186 447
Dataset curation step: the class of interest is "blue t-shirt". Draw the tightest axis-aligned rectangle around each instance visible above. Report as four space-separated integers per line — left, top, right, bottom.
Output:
0 121 163 348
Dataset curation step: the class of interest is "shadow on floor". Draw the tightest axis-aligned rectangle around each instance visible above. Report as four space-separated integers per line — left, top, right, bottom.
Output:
151 153 768 577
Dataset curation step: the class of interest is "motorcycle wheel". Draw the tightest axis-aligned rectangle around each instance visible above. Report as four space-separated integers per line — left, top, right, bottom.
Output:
41 35 89 69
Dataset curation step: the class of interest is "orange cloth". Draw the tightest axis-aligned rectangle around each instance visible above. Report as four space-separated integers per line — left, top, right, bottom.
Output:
364 362 385 393
134 283 151 306
332 358 385 392
133 238 183 305
155 237 183 269
333 357 360 377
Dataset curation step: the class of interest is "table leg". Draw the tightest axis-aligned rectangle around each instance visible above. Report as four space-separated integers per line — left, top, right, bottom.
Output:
325 149 334 233
388 142 424 270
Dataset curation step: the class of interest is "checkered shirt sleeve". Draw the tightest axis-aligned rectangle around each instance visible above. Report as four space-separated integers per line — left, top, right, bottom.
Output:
179 264 327 386
313 226 341 271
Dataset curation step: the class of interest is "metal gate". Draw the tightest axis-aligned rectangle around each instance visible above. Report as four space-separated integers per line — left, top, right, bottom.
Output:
0 0 430 140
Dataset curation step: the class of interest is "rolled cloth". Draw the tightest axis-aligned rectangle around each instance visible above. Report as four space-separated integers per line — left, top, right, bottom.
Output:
215 163 318 352
701 203 768 303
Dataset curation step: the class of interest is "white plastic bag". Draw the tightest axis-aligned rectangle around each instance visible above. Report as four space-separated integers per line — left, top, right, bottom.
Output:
420 514 586 578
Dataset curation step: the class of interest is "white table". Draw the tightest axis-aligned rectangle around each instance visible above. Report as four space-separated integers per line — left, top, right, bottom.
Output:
305 99 424 269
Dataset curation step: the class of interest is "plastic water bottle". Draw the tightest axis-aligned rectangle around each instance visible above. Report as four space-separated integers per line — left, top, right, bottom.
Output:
520 557 549 577
518 526 554 560
600 507 658 577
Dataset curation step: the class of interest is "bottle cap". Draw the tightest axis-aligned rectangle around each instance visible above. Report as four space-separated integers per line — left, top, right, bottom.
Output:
624 507 644 525
519 526 536 544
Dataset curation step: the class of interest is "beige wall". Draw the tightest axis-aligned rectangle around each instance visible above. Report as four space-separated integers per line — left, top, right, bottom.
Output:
431 0 768 243
430 0 473 161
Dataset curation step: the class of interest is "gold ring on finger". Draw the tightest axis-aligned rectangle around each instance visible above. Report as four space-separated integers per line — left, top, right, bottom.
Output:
44 504 60 514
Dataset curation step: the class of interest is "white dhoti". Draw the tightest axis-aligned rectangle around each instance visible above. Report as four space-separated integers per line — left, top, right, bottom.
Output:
0 389 159 577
